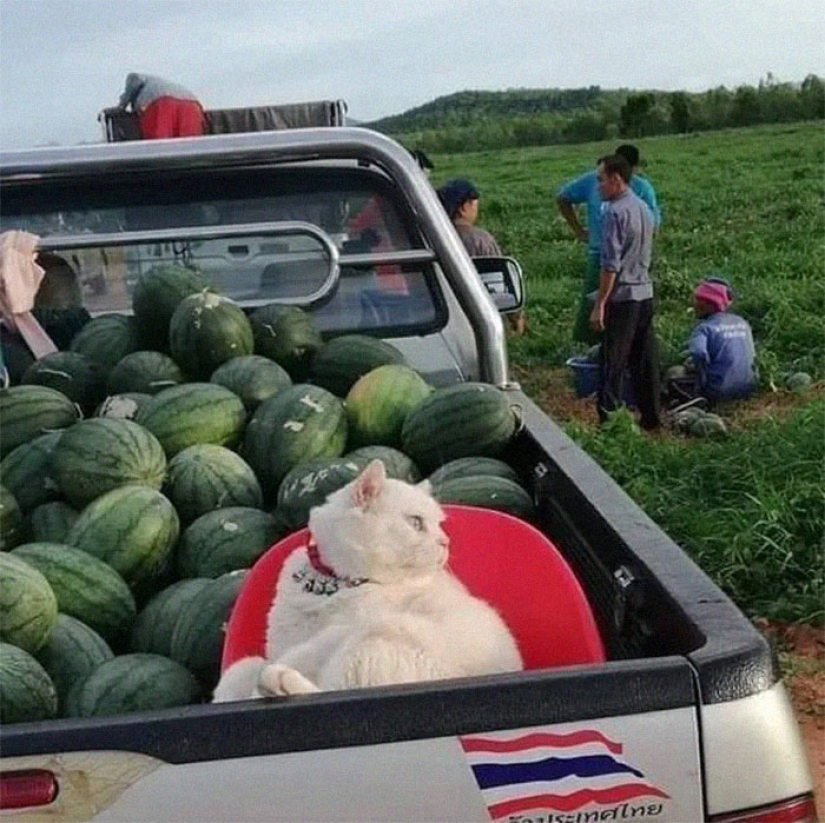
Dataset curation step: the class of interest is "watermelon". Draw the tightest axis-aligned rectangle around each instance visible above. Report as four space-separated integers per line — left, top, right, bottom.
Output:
131 263 211 350
64 653 201 718
130 578 211 656
169 291 254 379
276 456 363 530
687 412 729 438
50 418 167 509
432 475 535 520
344 364 432 448
22 351 108 413
69 314 139 373
135 382 247 457
0 484 24 551
0 552 58 653
401 382 518 472
68 485 180 590
27 501 80 545
428 457 522 487
177 508 285 578
210 354 292 412
785 372 813 393
345 445 422 483
35 613 115 713
309 334 407 397
164 443 263 525
169 570 246 689
0 642 58 723
249 304 323 380
106 350 184 396
0 430 63 513
0 384 80 458
12 542 137 644
95 392 153 420
242 383 348 496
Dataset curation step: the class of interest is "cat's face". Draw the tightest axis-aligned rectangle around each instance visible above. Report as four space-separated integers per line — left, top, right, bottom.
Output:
308 460 448 583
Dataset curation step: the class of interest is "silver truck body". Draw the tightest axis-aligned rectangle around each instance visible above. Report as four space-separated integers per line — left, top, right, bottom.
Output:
0 127 814 822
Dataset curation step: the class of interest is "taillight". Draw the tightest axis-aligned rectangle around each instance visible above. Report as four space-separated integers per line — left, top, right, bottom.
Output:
0 768 59 810
710 793 818 823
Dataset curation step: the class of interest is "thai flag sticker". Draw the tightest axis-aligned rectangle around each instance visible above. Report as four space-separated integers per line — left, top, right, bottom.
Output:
459 729 670 822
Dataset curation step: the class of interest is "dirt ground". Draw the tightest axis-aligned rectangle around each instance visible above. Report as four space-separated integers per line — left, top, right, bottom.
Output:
520 365 825 810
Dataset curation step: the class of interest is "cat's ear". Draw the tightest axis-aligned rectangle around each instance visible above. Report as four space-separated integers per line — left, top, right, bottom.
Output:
351 459 386 508
416 479 432 495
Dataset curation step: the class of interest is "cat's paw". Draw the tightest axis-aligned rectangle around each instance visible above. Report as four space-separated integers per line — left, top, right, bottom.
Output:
258 663 320 696
212 656 268 702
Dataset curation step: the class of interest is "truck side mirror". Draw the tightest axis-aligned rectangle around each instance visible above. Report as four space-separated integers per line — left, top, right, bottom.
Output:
473 256 525 314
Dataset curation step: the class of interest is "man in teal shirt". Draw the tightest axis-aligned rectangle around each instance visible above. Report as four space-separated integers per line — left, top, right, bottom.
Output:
557 144 661 343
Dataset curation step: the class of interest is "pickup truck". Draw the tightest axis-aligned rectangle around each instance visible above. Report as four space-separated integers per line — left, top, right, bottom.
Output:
0 117 816 822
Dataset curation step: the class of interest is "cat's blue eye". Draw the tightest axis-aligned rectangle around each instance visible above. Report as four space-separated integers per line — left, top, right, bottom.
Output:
407 515 425 532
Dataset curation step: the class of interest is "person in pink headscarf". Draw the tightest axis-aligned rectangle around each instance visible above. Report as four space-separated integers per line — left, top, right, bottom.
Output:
665 278 757 408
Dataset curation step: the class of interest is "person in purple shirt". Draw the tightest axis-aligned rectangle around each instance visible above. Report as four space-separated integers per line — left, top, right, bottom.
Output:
590 154 661 430
557 144 661 344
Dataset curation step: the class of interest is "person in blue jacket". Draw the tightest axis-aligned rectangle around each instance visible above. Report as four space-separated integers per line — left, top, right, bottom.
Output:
557 144 661 343
666 279 757 408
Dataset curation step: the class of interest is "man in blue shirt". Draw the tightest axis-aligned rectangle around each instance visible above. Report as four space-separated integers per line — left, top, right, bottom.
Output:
557 144 661 343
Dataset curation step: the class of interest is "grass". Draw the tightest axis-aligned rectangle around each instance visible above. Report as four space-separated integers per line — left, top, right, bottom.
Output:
431 122 825 623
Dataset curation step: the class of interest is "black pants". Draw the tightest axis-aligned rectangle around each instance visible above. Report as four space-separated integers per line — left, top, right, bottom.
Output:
598 299 661 429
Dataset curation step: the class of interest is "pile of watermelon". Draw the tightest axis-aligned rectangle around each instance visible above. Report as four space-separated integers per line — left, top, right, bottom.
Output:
0 264 531 725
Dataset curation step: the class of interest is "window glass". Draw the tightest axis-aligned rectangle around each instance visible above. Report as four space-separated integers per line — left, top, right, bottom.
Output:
0 167 443 335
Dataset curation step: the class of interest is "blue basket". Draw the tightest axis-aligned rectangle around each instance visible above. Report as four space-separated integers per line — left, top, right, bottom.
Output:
565 357 601 398
565 357 636 405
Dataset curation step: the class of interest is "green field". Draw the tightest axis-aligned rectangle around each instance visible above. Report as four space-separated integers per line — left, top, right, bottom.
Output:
432 121 824 623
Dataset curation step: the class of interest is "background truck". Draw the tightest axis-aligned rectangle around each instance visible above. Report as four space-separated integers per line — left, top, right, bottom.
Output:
0 116 816 822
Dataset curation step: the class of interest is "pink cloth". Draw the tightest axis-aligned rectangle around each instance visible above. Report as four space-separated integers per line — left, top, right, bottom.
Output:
0 231 58 357
694 280 730 313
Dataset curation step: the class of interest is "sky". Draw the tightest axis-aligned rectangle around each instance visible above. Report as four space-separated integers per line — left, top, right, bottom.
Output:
1 0 823 150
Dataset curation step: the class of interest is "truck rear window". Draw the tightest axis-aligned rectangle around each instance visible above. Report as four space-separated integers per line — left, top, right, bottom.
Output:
0 166 445 336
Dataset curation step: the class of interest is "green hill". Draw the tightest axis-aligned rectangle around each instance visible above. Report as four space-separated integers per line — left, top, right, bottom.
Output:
364 75 824 153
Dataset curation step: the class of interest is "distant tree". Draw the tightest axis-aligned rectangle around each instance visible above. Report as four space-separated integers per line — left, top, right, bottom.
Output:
669 92 691 133
800 74 825 119
619 93 656 137
732 86 762 126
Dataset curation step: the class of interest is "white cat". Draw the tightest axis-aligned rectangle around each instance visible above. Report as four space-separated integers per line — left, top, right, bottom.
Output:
213 459 523 701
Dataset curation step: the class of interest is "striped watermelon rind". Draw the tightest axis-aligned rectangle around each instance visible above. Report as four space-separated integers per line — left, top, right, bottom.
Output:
64 653 201 719
276 456 363 530
0 384 80 459
69 313 139 372
50 418 168 509
11 542 137 644
0 484 25 551
106 351 184 396
344 364 432 448
22 351 108 413
130 578 212 656
35 613 115 713
0 642 58 724
431 475 535 520
177 507 285 579
210 354 292 412
135 382 247 457
67 485 180 590
428 457 522 487
401 382 518 472
345 446 422 483
0 430 63 513
169 291 254 379
308 334 407 397
0 552 59 654
27 501 80 545
164 443 263 525
169 570 246 689
249 304 323 380
242 383 348 496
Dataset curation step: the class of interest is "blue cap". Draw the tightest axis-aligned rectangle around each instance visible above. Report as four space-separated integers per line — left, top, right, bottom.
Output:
436 179 479 217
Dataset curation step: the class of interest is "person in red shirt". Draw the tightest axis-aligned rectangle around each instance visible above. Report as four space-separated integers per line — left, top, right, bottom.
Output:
117 73 205 139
